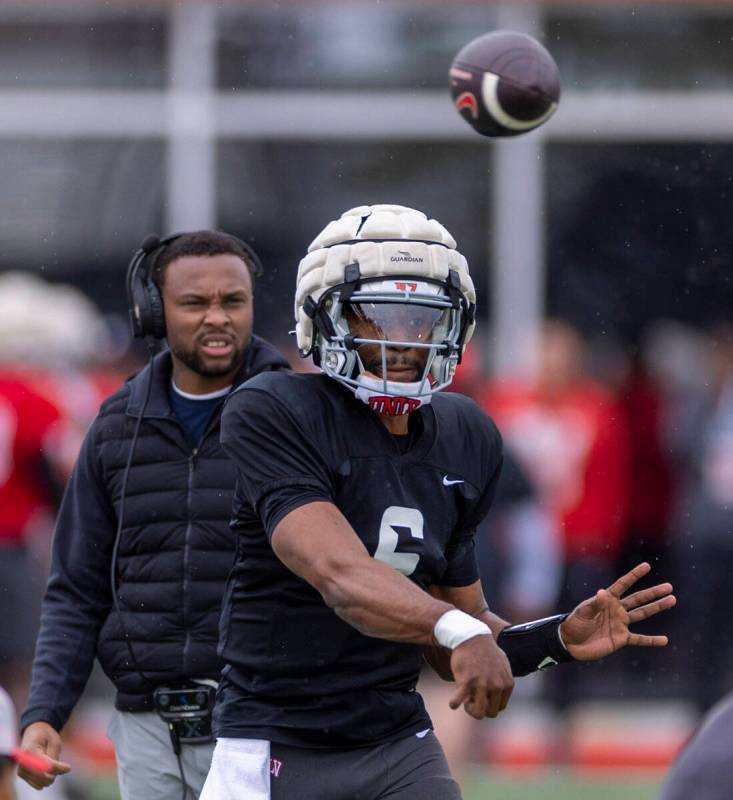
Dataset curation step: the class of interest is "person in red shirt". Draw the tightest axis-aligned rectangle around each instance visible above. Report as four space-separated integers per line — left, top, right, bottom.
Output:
0 372 61 715
481 319 632 708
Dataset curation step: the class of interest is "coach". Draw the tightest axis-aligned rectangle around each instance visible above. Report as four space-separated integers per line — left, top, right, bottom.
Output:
17 231 289 799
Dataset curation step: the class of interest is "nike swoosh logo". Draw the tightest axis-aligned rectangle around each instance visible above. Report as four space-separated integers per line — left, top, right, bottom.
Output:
443 476 464 486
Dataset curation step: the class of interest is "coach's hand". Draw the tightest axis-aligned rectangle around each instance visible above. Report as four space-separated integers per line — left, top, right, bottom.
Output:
560 562 676 662
448 634 514 719
18 721 71 789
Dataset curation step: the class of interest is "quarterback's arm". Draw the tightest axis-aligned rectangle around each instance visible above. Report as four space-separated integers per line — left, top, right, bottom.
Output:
427 562 676 680
271 501 458 643
271 500 514 718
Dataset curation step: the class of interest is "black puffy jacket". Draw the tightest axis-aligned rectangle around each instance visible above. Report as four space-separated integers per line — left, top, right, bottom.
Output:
21 336 289 732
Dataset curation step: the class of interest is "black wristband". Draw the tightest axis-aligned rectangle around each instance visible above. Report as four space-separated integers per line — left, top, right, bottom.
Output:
496 614 574 677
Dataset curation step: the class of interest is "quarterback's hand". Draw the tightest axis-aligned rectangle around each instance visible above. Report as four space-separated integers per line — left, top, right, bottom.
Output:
17 721 70 789
560 562 676 662
448 634 514 719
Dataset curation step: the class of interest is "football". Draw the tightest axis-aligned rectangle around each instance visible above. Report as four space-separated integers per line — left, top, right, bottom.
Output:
449 30 561 138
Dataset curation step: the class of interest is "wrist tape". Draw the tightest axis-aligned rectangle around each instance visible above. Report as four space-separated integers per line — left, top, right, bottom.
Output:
433 609 492 650
497 614 574 676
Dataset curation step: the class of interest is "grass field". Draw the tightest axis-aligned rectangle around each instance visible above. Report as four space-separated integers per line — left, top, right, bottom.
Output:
464 770 663 800
73 769 664 800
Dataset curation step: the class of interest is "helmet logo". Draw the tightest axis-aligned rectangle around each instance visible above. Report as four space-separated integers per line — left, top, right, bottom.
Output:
395 282 418 292
390 251 424 264
368 395 421 416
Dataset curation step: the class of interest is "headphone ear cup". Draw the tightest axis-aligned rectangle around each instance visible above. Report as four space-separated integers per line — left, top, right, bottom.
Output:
126 233 175 339
146 282 166 340
128 262 152 339
127 257 166 340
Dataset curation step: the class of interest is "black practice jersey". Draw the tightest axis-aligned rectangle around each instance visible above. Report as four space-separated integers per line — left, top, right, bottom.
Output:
216 372 503 748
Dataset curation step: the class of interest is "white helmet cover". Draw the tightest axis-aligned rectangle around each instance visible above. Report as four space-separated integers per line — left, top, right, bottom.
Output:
294 204 476 411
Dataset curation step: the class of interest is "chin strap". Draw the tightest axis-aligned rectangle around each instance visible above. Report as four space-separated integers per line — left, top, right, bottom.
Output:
354 374 433 416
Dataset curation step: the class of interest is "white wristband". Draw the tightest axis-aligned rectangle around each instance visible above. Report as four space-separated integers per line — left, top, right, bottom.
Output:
434 609 492 650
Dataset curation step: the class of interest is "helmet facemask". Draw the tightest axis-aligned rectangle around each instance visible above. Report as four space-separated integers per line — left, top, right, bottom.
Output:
315 276 468 415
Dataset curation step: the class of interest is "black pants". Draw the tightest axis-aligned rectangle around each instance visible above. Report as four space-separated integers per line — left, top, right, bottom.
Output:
270 730 461 800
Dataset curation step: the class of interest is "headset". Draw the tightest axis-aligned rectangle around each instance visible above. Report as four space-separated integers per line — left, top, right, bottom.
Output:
125 231 265 340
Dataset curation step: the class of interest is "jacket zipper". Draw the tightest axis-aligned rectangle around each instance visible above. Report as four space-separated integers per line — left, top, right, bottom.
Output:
140 406 222 675
182 446 197 673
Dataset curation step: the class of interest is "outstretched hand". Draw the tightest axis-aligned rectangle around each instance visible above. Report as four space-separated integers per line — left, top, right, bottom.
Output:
560 562 676 662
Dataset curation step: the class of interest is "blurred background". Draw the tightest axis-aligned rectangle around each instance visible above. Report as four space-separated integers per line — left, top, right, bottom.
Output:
0 0 731 798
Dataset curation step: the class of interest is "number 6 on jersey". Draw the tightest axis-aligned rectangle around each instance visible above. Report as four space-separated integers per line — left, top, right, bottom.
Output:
374 506 424 576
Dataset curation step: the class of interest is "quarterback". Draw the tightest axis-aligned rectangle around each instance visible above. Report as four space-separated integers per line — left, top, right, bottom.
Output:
201 205 675 800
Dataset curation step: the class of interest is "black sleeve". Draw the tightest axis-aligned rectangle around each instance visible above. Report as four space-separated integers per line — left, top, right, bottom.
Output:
221 387 334 538
440 454 504 586
438 410 503 588
21 419 117 733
